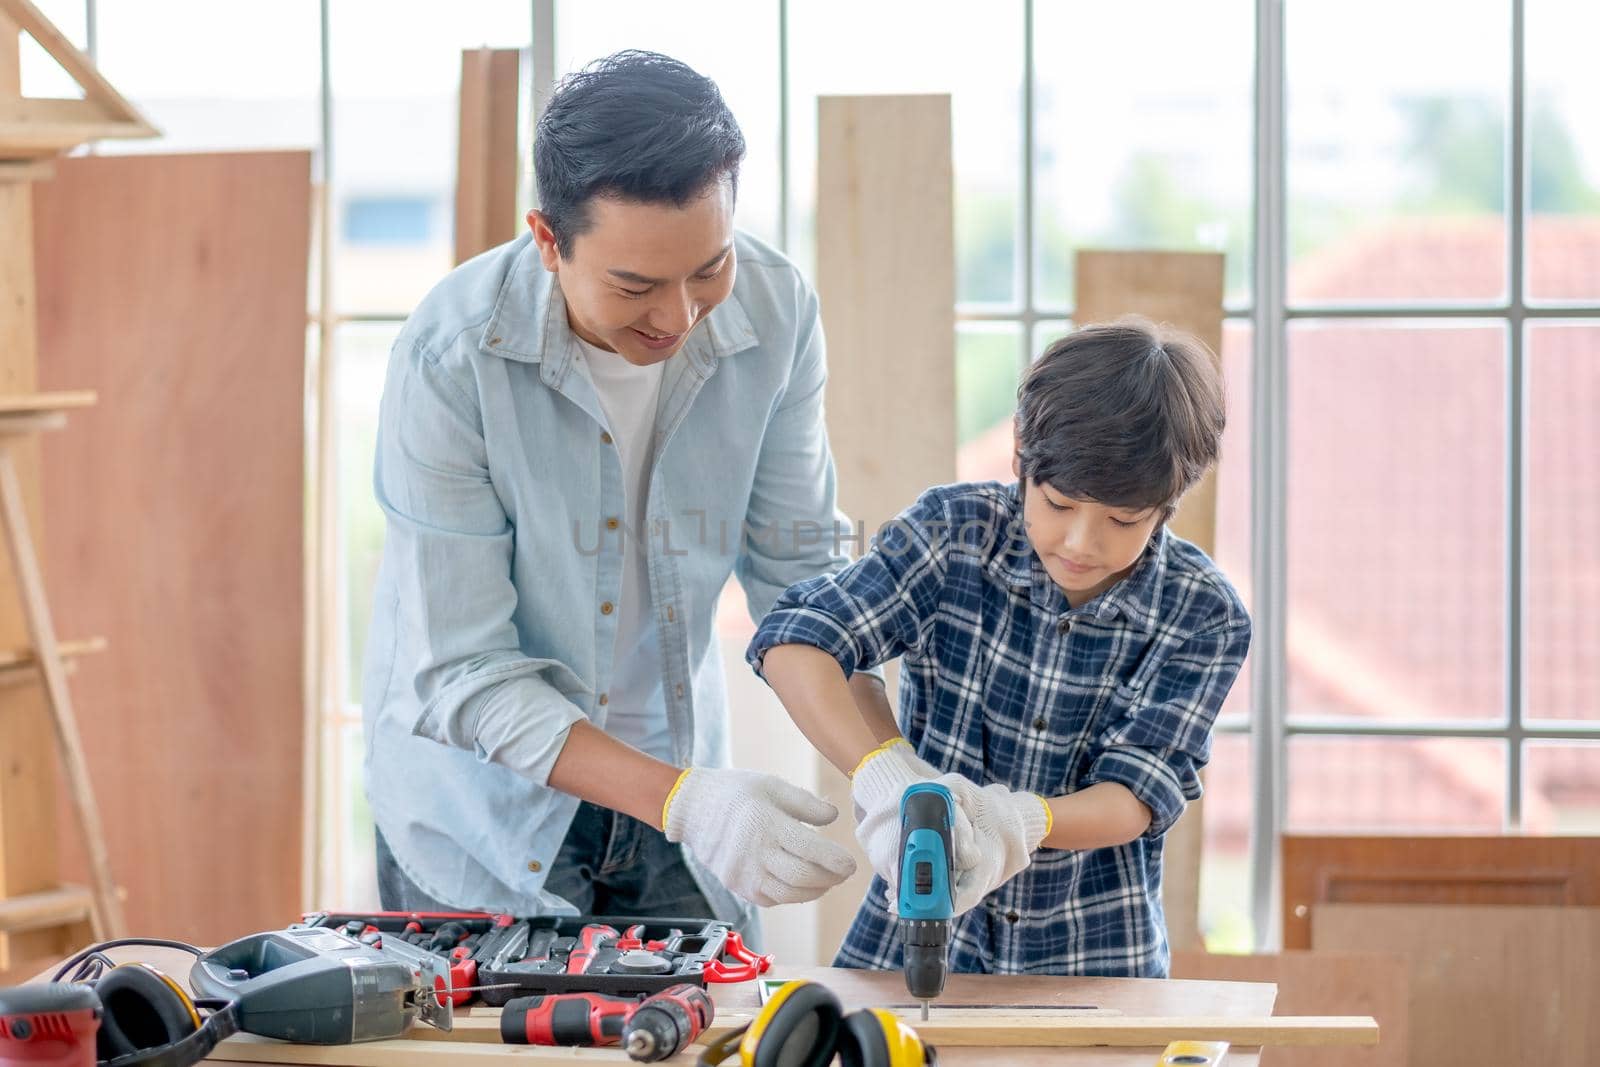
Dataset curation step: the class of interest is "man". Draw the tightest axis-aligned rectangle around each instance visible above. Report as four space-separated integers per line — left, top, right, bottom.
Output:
362 51 888 936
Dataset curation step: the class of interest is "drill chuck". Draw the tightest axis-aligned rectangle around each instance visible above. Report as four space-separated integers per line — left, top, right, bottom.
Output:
900 919 950 1002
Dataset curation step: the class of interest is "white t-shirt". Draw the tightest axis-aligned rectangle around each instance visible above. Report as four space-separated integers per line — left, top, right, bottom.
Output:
573 335 673 761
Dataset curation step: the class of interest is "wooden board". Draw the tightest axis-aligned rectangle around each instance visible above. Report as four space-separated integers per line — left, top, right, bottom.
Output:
814 93 957 964
1281 834 1600 949
30 151 310 945
93 953 1277 1067
0 391 96 414
424 1009 1373 1048
1172 950 1406 1067
454 48 520 265
0 137 77 977
1313 904 1600 1066
1073 249 1226 954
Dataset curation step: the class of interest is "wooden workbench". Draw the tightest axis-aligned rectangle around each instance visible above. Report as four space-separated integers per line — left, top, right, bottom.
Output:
42 949 1274 1066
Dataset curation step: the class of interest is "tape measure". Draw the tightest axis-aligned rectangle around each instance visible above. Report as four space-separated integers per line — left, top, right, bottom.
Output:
1157 1041 1228 1065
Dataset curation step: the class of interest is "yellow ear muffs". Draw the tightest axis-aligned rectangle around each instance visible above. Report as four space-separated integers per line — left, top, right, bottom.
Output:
837 1007 937 1067
697 980 842 1067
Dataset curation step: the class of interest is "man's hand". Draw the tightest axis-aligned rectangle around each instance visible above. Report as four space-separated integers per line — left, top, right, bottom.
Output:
947 782 1052 915
849 739 979 899
662 767 857 907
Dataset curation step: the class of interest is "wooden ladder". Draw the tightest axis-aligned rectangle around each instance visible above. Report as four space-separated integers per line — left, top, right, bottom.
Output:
0 392 121 970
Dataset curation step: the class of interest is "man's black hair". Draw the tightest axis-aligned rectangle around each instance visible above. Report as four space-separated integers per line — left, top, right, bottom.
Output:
1016 317 1226 517
534 50 746 258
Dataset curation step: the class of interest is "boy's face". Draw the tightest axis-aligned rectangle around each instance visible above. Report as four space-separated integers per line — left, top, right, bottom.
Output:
1016 475 1164 606
528 178 737 367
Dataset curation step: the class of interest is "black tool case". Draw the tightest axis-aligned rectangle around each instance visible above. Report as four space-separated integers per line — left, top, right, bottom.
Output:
294 910 771 1003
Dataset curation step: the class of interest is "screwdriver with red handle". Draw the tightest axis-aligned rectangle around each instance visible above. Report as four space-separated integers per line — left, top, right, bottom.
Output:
499 983 715 1058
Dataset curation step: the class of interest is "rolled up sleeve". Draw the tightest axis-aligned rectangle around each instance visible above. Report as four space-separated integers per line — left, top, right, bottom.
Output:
1083 618 1251 838
377 339 589 785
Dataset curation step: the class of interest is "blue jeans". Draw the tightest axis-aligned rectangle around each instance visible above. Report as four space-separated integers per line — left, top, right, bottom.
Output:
375 801 714 919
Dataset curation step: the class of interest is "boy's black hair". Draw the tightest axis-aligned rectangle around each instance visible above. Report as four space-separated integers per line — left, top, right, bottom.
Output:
534 50 746 259
1015 317 1225 518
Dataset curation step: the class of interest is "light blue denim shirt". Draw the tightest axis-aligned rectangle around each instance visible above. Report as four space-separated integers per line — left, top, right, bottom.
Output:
361 230 860 929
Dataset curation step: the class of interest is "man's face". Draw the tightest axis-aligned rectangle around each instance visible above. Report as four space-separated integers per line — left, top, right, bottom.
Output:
1017 478 1163 606
528 180 737 367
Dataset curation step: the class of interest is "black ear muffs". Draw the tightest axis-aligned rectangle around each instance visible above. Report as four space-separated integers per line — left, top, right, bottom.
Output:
698 981 934 1067
92 965 201 1064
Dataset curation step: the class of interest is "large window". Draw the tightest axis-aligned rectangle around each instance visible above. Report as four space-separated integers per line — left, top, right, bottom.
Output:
61 1 1600 946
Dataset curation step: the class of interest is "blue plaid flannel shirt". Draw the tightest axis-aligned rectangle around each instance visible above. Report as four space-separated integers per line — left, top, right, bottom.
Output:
746 481 1250 977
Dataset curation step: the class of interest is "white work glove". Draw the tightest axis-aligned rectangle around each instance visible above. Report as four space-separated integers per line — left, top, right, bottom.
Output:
848 739 979 902
948 782 1052 915
662 767 857 907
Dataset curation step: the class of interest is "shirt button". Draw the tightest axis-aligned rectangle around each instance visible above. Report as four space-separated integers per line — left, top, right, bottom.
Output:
601 601 614 615
527 860 542 873
675 683 685 699
1006 910 1020 924
1058 619 1072 635
606 517 620 530
598 693 609 706
665 606 675 622
600 431 614 445
1033 717 1047 731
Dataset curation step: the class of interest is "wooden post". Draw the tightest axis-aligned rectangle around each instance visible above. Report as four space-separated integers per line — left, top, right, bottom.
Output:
1074 249 1227 954
0 0 155 976
0 400 121 940
815 94 957 962
0 7 67 975
454 48 521 265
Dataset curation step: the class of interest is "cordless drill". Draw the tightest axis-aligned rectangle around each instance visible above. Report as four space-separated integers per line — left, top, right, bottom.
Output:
500 983 714 1059
897 781 956 1021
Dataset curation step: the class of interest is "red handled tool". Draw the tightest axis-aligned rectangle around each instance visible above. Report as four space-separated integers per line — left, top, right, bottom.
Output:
0 985 99 1067
565 924 620 977
620 983 715 1062
499 991 635 1046
702 930 773 983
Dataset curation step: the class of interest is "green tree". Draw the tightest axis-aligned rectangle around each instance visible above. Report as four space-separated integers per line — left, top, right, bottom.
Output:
1399 95 1600 214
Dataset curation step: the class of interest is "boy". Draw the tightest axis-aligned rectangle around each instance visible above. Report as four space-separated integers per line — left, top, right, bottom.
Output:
746 318 1250 977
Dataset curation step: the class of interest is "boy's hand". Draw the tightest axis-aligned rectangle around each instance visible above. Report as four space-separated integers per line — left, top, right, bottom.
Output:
948 783 1053 915
662 767 857 907
849 739 979 898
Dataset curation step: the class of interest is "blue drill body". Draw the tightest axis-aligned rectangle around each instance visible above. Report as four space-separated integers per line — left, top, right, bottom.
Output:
897 782 955 1009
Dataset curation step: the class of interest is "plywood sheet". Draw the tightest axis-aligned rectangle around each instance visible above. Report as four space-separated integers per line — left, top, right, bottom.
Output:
1313 904 1600 1067
31 151 310 945
454 48 520 265
1281 834 1600 949
814 94 957 962
1173 950 1406 1067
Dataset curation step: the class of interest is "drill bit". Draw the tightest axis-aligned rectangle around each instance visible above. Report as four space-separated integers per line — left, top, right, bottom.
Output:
921 999 930 1022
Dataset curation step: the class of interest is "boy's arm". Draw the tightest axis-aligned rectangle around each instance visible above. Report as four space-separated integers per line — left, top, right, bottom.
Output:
1040 782 1153 850
948 614 1251 914
1074 616 1252 842
762 647 901 776
746 489 952 773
